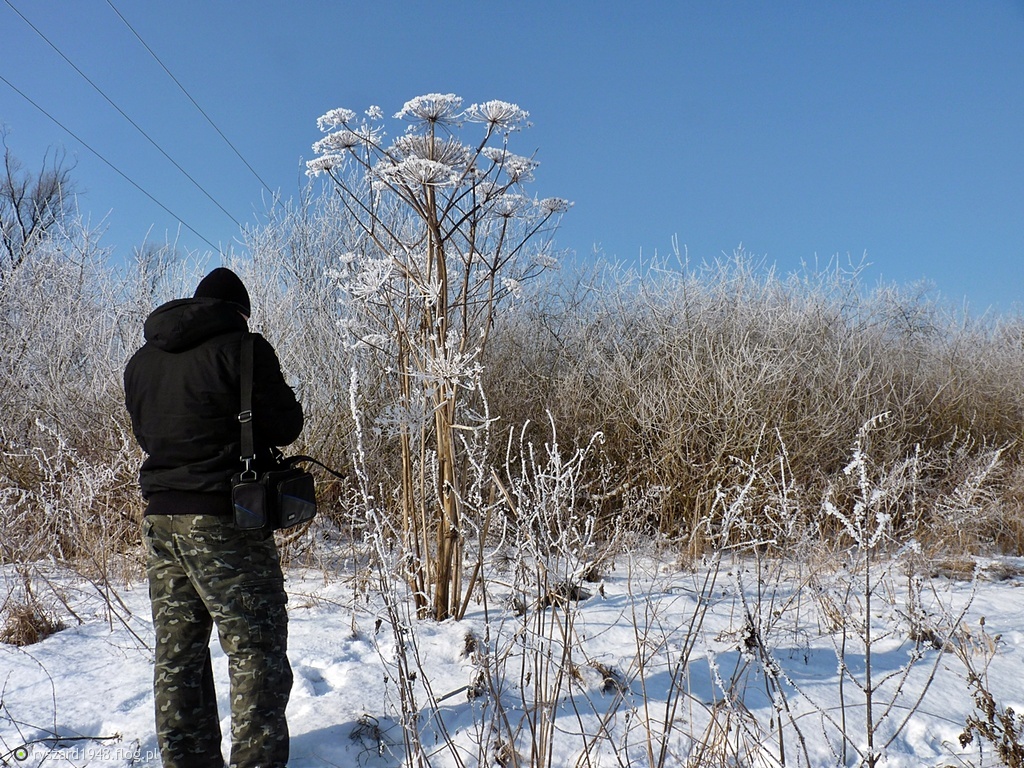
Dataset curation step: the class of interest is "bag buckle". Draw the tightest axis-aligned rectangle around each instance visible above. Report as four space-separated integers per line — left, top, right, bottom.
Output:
239 456 258 482
238 409 253 424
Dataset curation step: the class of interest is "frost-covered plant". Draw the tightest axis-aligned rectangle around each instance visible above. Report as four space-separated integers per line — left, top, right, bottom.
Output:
954 619 1024 768
458 416 611 768
808 414 969 767
307 94 571 620
0 419 142 578
0 237 147 575
481 247 1024 546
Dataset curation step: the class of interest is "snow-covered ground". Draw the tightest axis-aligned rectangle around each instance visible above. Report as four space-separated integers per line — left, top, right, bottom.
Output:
2 551 1022 767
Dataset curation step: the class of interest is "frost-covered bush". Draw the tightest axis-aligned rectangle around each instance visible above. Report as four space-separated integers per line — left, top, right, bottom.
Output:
482 249 1024 549
5 118 1024 574
0 230 142 570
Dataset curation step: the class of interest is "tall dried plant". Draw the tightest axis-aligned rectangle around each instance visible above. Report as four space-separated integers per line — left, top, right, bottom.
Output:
306 94 570 619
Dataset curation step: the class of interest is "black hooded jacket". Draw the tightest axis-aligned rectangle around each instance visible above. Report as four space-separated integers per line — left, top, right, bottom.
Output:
124 297 303 515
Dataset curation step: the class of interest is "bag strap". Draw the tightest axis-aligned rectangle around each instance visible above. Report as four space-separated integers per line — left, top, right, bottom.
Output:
238 333 257 481
285 454 348 481
237 333 347 483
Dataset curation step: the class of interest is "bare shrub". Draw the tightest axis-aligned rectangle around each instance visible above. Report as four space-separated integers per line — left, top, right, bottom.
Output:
0 602 65 647
986 463 1024 554
0 568 67 646
0 233 147 575
1 133 78 271
954 619 1024 768
0 237 124 448
5 142 1024 590
1 419 143 579
484 247 1024 550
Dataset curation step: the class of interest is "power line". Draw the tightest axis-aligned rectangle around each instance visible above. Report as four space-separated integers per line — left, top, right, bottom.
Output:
0 72 222 253
3 0 242 229
105 0 277 199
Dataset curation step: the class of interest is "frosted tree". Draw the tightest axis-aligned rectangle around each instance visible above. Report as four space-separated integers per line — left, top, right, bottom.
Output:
307 94 570 620
1 132 77 274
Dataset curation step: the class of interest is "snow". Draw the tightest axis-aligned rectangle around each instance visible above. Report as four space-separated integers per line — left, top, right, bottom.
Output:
2 552 1023 767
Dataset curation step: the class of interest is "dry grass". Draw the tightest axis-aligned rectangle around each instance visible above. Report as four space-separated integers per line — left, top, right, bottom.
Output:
0 601 65 646
4 208 1024 578
483 252 1024 553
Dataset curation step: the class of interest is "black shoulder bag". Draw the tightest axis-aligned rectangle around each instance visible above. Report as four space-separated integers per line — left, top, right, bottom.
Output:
231 333 318 530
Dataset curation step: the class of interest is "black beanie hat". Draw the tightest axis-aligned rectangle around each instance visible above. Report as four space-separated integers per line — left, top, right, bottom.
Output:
193 267 251 316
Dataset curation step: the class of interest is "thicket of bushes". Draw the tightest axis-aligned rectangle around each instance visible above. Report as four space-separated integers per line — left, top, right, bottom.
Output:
483 250 1024 550
1 203 1022 572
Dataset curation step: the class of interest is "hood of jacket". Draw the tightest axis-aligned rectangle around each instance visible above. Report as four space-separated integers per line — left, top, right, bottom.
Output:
144 297 248 353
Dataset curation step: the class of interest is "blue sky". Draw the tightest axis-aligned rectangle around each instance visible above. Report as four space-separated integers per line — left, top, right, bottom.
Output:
2 1 1022 312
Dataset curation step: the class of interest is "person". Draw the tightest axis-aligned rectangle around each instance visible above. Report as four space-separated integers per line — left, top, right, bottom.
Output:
124 267 303 768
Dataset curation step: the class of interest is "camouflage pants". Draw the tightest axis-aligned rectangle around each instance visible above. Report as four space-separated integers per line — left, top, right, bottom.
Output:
143 514 292 768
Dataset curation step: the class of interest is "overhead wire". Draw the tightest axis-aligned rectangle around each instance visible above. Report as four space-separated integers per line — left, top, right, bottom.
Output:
0 72 222 252
104 0 277 200
3 0 242 229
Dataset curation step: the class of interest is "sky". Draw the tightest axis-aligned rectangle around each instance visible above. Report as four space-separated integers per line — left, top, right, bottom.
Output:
1 0 1023 313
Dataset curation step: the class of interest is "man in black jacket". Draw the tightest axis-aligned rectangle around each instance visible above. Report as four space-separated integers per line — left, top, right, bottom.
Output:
124 267 303 768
